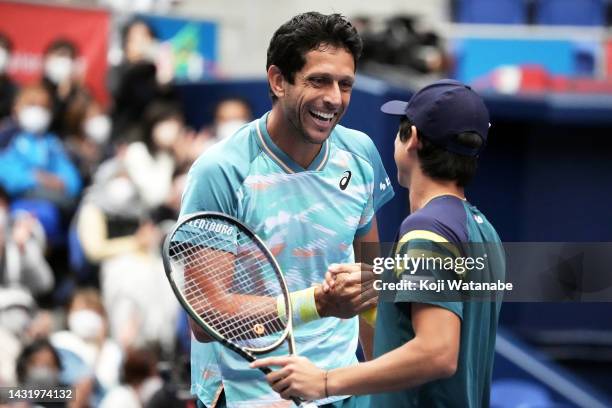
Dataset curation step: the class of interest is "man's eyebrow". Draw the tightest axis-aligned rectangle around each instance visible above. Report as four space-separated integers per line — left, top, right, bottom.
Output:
305 72 355 82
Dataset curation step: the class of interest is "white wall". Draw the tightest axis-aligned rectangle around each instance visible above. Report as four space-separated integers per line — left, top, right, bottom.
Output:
172 0 450 77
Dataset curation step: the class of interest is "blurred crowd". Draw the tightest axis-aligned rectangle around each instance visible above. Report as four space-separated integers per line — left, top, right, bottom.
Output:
0 17 252 408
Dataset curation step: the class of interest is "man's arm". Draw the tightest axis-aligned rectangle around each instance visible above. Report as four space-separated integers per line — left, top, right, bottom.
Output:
189 317 214 342
352 216 380 360
251 302 460 400
310 217 380 357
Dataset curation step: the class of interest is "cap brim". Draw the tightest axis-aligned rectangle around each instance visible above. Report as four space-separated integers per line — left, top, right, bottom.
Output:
380 100 409 115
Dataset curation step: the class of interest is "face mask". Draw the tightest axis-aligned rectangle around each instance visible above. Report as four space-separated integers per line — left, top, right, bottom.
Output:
25 366 60 386
0 307 31 336
0 48 9 74
44 56 73 84
153 120 181 148
216 119 246 140
105 178 137 208
17 105 51 134
84 115 111 144
0 209 7 231
68 309 104 341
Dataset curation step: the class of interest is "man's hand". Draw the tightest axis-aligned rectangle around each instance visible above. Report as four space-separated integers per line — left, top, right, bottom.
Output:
315 263 377 319
250 356 327 401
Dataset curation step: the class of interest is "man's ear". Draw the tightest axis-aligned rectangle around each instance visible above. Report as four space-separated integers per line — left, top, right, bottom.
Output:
267 65 285 99
406 125 421 151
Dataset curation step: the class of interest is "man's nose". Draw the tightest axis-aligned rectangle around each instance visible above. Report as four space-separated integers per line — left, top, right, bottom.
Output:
323 82 342 108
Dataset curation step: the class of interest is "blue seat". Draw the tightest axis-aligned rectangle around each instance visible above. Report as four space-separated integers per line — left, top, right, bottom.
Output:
536 0 605 26
491 379 555 407
457 0 527 24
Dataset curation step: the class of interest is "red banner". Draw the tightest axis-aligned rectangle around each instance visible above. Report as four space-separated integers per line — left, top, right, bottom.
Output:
0 1 110 104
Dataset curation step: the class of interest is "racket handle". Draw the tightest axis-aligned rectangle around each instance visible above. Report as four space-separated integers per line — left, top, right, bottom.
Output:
255 365 315 407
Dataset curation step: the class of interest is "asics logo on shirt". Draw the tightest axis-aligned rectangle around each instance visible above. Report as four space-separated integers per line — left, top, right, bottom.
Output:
379 177 391 191
339 170 352 190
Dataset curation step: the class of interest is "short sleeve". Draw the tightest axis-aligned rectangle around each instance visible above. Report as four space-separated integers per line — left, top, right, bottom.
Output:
368 140 394 214
391 234 464 320
180 156 239 218
355 136 394 236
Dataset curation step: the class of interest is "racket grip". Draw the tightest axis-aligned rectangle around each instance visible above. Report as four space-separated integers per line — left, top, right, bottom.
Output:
255 365 314 407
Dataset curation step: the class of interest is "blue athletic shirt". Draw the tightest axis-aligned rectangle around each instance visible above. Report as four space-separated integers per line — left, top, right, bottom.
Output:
372 195 505 408
180 112 394 407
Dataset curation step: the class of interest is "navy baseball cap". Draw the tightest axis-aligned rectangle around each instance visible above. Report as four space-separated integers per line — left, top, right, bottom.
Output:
380 79 490 157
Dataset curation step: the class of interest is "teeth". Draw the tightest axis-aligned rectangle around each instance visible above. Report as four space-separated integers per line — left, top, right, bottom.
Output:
310 110 335 121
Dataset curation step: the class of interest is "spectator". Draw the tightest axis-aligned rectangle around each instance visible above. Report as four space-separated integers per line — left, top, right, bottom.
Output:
0 186 54 296
197 97 253 154
76 159 177 352
64 93 113 186
0 288 36 386
109 18 178 143
0 32 17 121
212 97 253 140
123 101 184 210
0 84 82 244
16 338 63 387
99 347 163 408
50 288 122 406
42 38 91 138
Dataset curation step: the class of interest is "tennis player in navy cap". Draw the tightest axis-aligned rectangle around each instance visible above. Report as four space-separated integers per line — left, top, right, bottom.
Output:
253 79 506 408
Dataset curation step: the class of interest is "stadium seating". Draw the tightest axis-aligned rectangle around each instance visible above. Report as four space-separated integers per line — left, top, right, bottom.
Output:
535 0 605 26
491 379 555 407
457 0 527 24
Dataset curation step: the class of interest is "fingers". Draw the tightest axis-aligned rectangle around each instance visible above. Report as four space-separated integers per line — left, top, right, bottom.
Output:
355 296 378 313
250 356 292 369
328 263 361 275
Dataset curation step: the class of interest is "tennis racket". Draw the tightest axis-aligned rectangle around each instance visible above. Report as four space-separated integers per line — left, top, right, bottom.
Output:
162 211 317 408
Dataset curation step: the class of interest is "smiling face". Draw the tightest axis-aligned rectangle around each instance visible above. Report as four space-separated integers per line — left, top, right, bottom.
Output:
274 45 355 145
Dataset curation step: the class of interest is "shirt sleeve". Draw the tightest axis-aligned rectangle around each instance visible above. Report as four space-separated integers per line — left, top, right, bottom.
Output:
180 156 239 218
355 136 395 236
391 231 463 320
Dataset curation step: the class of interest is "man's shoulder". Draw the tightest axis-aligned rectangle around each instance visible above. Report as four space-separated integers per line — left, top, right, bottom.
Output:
189 121 261 178
330 124 378 163
399 197 469 244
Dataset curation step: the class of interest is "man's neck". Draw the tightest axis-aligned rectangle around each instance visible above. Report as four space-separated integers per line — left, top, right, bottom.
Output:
408 170 465 213
267 107 322 169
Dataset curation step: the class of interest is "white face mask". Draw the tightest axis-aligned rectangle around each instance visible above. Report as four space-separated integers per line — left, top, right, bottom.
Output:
18 105 51 134
68 309 104 341
0 307 32 336
26 366 60 386
216 119 246 140
105 177 137 207
0 48 9 74
153 119 181 148
84 115 111 144
44 56 74 84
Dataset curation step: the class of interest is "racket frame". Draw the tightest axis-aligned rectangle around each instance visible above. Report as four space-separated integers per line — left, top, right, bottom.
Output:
162 211 297 361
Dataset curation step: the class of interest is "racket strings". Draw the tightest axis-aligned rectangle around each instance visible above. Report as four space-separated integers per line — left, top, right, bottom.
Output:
169 221 289 349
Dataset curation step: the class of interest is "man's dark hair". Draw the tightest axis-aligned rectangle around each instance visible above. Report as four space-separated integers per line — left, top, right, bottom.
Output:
44 38 78 58
266 12 363 102
399 118 482 187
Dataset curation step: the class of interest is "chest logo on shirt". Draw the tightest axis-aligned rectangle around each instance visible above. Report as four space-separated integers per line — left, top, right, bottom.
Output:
339 170 352 190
